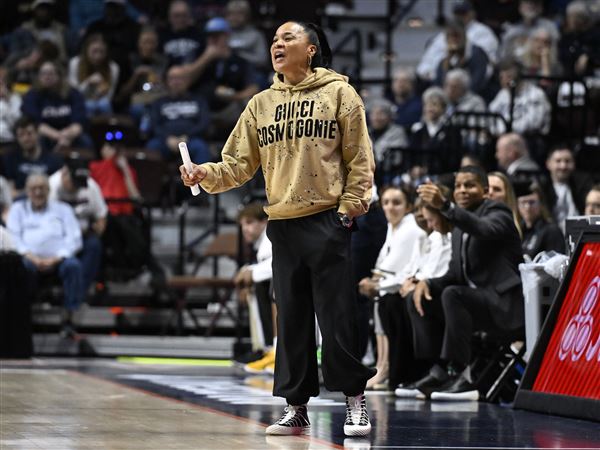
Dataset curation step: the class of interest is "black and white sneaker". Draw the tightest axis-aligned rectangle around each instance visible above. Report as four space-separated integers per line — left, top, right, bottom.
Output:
265 404 310 435
344 394 371 436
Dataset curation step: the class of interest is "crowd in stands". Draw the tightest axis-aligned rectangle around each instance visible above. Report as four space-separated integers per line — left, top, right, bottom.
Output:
0 0 599 396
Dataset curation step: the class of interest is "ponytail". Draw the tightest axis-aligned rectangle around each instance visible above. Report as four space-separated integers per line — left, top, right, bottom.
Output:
297 22 332 69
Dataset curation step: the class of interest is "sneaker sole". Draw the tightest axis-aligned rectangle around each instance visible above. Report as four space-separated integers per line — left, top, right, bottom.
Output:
265 425 310 435
344 424 372 437
394 388 420 398
430 390 479 401
243 366 270 374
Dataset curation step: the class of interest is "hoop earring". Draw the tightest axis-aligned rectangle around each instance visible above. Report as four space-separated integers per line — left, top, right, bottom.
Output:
307 54 313 69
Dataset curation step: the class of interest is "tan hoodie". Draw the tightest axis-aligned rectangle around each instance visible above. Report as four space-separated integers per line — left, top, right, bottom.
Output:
199 68 375 220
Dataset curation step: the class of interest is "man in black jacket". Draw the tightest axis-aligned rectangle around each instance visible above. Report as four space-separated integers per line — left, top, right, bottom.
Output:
396 166 524 401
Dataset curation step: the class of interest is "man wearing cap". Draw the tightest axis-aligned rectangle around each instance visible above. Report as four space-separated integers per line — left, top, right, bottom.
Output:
417 0 498 82
20 0 68 61
49 160 108 294
181 17 260 138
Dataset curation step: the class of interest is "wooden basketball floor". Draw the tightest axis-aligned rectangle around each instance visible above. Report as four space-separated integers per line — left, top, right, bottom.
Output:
1 358 599 450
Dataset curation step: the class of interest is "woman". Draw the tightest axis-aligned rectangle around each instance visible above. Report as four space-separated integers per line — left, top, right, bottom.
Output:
181 21 375 437
516 182 565 260
68 34 119 117
520 27 563 80
488 171 522 238
21 60 93 152
385 191 453 393
358 186 426 390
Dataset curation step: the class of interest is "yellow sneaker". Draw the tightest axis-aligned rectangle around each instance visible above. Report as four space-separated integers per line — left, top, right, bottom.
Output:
244 349 275 374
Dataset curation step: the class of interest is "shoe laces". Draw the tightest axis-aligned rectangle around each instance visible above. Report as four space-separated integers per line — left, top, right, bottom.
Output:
346 395 368 425
277 405 306 426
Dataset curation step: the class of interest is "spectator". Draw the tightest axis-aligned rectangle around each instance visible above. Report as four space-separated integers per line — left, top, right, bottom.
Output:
385 191 453 392
2 116 63 197
489 59 551 135
70 0 145 40
558 1 600 77
21 61 93 152
367 98 408 185
49 159 108 294
495 132 540 179
398 166 523 400
234 203 277 374
183 17 260 139
460 153 483 169
226 0 270 72
443 69 486 115
434 21 492 97
160 0 205 66
358 185 427 390
515 181 565 260
584 185 600 216
118 26 167 122
488 171 522 238
417 0 498 81
500 0 560 61
409 87 448 173
85 0 142 86
387 67 422 129
147 66 211 163
17 0 68 62
5 37 61 91
519 27 563 79
0 66 22 144
68 34 120 117
540 144 594 226
6 173 84 336
0 175 11 224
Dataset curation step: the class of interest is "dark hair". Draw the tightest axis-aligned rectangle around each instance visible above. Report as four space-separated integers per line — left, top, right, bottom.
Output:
14 116 37 133
379 184 415 208
296 22 332 69
546 142 574 159
457 165 489 189
238 203 267 222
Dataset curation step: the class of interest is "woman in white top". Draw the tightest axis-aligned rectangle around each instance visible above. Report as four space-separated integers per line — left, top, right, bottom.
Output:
382 191 453 391
68 33 120 117
359 185 427 389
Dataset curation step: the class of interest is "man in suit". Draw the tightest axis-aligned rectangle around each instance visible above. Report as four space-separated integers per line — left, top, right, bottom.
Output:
396 166 524 401
540 144 594 227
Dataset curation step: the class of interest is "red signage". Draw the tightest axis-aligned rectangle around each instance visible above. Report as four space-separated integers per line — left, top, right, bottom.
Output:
532 242 600 399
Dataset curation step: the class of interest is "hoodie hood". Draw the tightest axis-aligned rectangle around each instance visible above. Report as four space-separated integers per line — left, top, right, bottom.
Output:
271 68 348 92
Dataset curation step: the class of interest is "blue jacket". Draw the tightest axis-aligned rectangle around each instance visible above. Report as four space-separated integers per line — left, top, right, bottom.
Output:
150 94 210 139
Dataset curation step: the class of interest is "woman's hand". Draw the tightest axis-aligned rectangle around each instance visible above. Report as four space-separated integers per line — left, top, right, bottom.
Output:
413 280 432 317
180 163 207 186
358 277 379 298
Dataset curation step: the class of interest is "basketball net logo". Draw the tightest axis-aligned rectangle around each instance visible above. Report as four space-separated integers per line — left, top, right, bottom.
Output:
558 276 600 362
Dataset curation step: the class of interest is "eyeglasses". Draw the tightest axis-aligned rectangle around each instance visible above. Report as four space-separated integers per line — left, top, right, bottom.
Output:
105 130 123 142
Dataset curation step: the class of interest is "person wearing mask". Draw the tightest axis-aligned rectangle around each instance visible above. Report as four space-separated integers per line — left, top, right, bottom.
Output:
387 67 422 129
68 33 120 116
7 173 84 337
49 159 108 295
540 144 594 227
21 61 93 152
358 186 427 390
147 66 211 163
2 116 63 198
515 181 564 260
181 21 375 437
488 171 522 238
160 0 205 66
396 166 523 400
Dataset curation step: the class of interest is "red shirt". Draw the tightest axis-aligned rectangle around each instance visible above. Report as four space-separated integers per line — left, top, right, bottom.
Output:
89 158 138 216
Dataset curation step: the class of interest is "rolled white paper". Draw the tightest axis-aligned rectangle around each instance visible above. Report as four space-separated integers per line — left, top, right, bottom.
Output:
179 141 200 196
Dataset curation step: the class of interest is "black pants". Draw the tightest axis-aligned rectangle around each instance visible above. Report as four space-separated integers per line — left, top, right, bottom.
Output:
379 293 429 387
267 209 375 405
407 285 499 365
